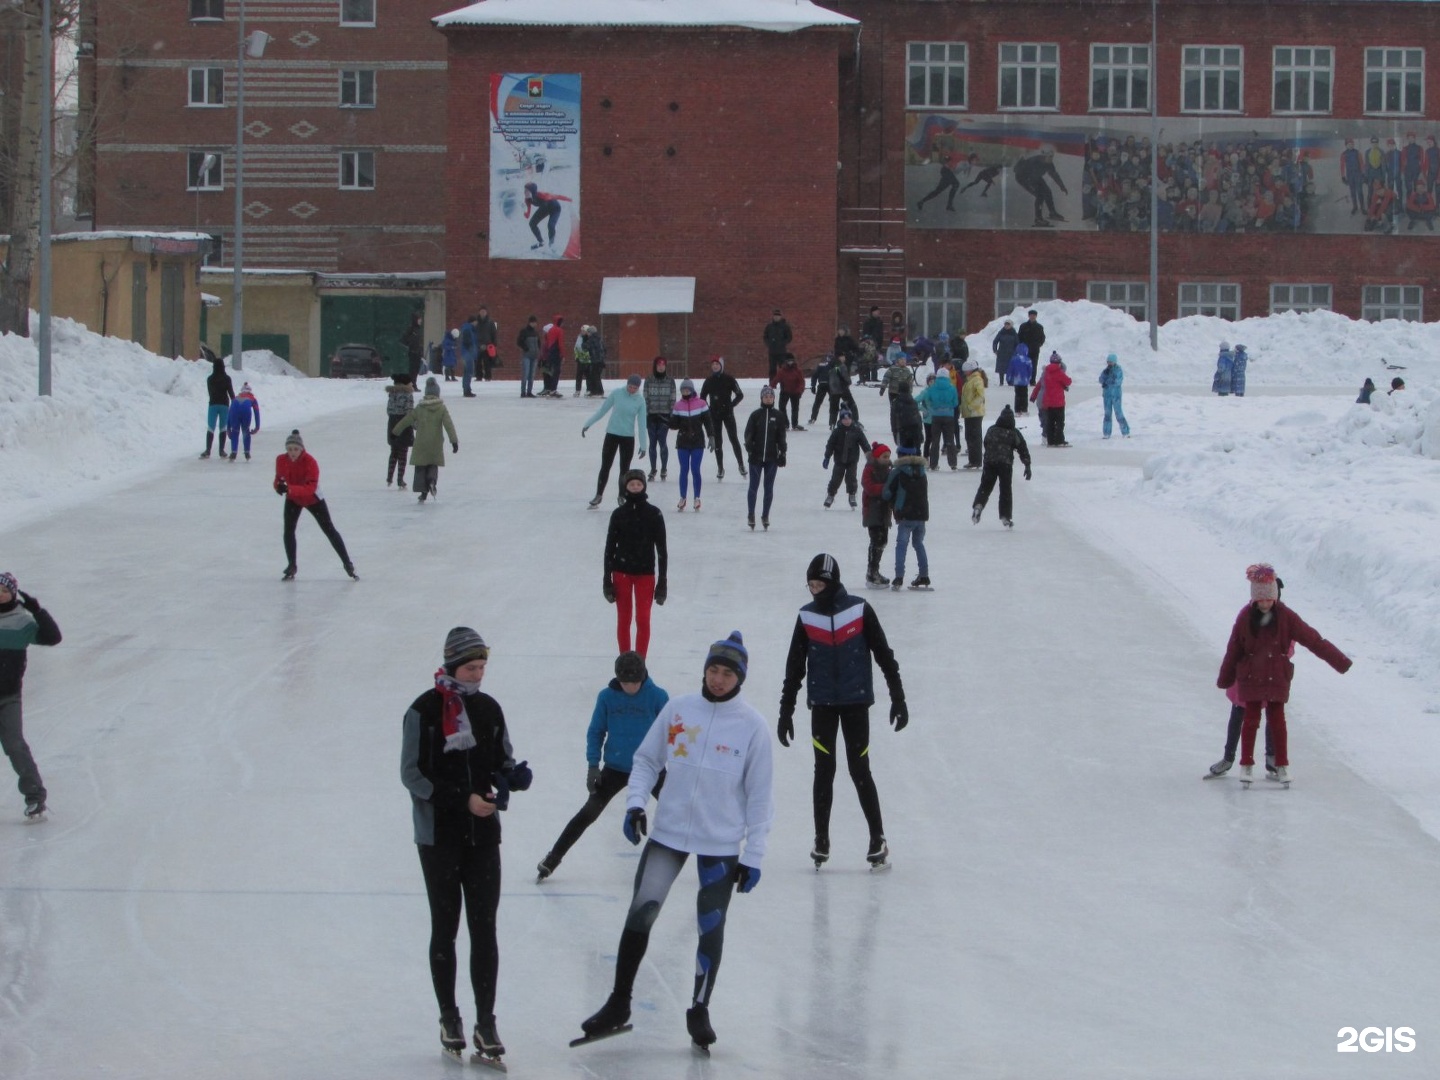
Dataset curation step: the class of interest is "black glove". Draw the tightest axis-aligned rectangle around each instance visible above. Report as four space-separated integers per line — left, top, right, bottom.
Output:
890 701 909 732
451 442 459 454
504 760 533 791
1024 465 1032 481
581 426 589 438
489 771 512 811
19 593 40 613
822 456 831 469
654 580 667 606
777 711 794 747
603 578 616 604
778 452 787 468
274 478 288 495
586 766 602 794
623 807 647 846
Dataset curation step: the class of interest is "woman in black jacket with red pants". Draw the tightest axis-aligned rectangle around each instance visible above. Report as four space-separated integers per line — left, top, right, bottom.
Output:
401 627 532 1067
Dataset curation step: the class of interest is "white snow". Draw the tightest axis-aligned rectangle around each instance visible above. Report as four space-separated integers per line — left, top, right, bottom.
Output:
2 302 1438 1078
434 0 859 32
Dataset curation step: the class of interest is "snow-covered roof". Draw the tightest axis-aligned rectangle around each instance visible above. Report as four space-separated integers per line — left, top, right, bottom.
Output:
599 276 696 315
50 230 216 244
434 0 857 33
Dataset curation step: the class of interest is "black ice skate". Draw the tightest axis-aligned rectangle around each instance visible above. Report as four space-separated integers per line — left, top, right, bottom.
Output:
344 563 359 581
572 993 633 1047
439 1011 466 1060
472 1016 507 1071
867 836 891 871
811 836 830 870
686 1004 717 1055
536 856 556 883
23 798 46 821
281 566 297 582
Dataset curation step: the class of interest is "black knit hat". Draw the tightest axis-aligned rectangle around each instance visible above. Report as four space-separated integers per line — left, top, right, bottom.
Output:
615 651 647 683
443 626 489 672
806 553 840 584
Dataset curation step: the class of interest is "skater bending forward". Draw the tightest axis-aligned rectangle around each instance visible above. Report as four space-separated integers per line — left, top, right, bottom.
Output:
579 631 773 1054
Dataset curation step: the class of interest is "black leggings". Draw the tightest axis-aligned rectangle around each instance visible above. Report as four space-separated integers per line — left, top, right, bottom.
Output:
547 767 665 865
709 412 743 472
611 841 738 1007
595 434 635 499
417 842 501 1018
282 498 351 570
811 704 884 843
973 462 1013 521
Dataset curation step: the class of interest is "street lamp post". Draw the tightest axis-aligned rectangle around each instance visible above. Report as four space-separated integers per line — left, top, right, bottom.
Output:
231 5 270 373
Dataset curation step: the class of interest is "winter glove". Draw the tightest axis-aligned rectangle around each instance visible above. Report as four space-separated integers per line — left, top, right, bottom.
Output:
581 425 589 438
777 452 787 468
735 864 761 893
1023 465 1032 481
273 478 288 495
777 710 794 747
889 701 909 732
654 580 667 606
451 442 459 454
586 766 603 794
603 578 616 604
19 593 40 613
623 807 647 846
504 760 533 792
489 771 512 811
822 456 831 469
707 438 716 453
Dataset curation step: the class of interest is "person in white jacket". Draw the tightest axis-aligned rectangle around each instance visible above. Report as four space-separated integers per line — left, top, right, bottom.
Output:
577 630 773 1054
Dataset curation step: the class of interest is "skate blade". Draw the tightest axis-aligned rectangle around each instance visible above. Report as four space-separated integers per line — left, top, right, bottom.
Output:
470 1052 508 1072
692 1042 712 1057
868 860 893 873
442 1047 465 1063
569 1024 633 1048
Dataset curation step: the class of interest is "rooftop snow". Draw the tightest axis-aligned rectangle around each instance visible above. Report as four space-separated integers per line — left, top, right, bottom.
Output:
434 0 857 32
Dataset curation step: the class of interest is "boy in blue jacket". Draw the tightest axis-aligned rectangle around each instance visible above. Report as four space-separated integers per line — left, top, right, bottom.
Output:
536 651 668 881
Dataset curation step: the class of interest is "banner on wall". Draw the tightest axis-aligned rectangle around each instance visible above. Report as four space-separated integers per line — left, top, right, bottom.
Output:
904 113 1440 237
490 73 581 260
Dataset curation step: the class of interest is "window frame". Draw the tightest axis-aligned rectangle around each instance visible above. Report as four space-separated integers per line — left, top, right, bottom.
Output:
339 0 376 28
1361 284 1423 322
994 279 1057 319
999 42 1060 111
1272 46 1332 115
1087 281 1150 320
1270 283 1332 314
189 0 223 21
1365 47 1424 115
339 69 376 108
187 151 224 192
907 41 969 110
1181 45 1244 114
1090 44 1150 113
339 150 376 190
1178 282 1241 320
906 278 967 340
188 66 225 108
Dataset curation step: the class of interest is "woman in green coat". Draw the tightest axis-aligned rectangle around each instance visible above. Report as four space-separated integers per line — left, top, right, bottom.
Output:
393 376 459 503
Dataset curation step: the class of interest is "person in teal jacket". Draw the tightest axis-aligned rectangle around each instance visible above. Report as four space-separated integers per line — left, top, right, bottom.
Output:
536 651 669 882
1099 353 1131 438
918 367 959 469
583 374 649 507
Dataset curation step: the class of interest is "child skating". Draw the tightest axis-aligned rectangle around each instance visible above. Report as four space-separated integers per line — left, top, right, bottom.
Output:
859 443 894 585
882 446 929 589
971 405 1031 528
822 409 870 509
384 372 416 487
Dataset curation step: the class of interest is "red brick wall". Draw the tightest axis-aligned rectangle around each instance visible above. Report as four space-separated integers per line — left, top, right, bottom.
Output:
442 27 845 378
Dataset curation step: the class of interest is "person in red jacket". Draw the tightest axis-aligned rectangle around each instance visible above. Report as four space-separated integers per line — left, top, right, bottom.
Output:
273 429 357 581
1031 351 1073 446
774 354 808 431
539 316 566 398
1216 564 1352 783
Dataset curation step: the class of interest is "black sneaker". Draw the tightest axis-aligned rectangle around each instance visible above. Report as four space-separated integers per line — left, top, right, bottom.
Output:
472 1016 505 1058
582 993 632 1037
686 1004 716 1048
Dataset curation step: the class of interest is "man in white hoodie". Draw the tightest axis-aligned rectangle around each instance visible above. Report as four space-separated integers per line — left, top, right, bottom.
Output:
577 631 773 1055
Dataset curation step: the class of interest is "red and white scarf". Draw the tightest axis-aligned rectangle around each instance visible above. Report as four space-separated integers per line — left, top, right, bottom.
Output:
434 668 478 752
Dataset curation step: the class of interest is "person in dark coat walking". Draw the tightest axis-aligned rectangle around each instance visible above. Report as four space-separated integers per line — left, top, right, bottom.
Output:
775 354 808 431
822 410 871 508
861 305 885 348
971 405 1031 528
743 386 787 529
603 470 668 658
763 309 793 384
201 348 235 459
0 571 61 818
473 307 499 382
777 553 907 869
991 319 1019 387
1015 310 1046 382
402 311 426 383
700 356 746 479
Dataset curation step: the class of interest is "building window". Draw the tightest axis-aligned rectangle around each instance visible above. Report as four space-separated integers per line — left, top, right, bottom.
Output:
1365 48 1423 114
999 43 1059 110
1091 45 1149 111
203 234 225 267
908 42 967 109
1088 281 1149 320
1178 282 1240 320
907 278 966 339
188 66 224 107
339 69 376 108
339 150 375 189
189 0 223 20
1362 284 1423 321
994 280 1056 318
187 151 223 191
340 0 375 27
1182 46 1243 112
1273 47 1332 114
1270 284 1332 314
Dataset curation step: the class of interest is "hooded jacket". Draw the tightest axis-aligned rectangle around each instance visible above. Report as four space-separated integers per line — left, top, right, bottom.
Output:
824 419 871 466
744 402 787 465
776 358 807 397
1033 358 1072 408
700 362 744 417
604 487 668 580
860 452 893 528
982 406 1032 468
0 595 62 698
669 391 710 451
206 359 235 406
392 394 458 467
882 454 929 521
779 582 904 710
587 676 672 772
1006 345 1034 387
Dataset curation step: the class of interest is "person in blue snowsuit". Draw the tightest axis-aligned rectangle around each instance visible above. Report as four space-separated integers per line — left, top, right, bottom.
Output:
1211 342 1234 396
459 316 479 397
225 382 262 460
1006 343 1034 416
1229 344 1249 396
1098 354 1130 438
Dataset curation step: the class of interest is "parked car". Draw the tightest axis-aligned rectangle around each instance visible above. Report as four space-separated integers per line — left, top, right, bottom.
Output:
328 344 384 378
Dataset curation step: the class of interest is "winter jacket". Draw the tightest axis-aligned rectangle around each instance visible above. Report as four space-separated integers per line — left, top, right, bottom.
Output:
587 676 672 772
206 361 235 406
891 389 923 448
669 393 711 451
860 455 893 528
744 404 787 465
227 394 260 432
992 326 1019 371
400 688 518 847
959 370 986 418
392 396 458 468
1016 319 1046 370
1212 347 1234 395
604 490 668 580
776 360 807 397
401 318 424 363
1217 601 1351 704
274 450 323 507
882 455 929 521
643 363 676 418
385 381 416 418
542 323 566 365
0 596 62 699
921 375 959 419
441 335 458 369
1033 360 1072 408
1357 379 1376 404
1230 345 1249 395
879 363 915 399
586 387 649 450
828 361 853 397
473 315 499 353
459 321 479 364
516 324 540 359
1006 346 1034 387
764 318 794 357
810 355 833 393
982 406 1031 468
824 421 871 466
700 366 744 417
626 690 774 867
779 584 904 711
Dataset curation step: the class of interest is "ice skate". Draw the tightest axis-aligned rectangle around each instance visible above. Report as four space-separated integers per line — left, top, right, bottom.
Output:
866 570 890 587
1265 753 1277 777
686 1004 716 1054
824 494 834 508
1238 764 1255 785
536 856 556 883
343 563 359 581
23 798 46 821
971 505 982 524
418 491 427 503
660 469 667 481
648 469 657 482
1001 517 1013 529
693 499 701 511
908 576 932 591
439 1011 466 1060
588 495 603 509
677 498 687 511
848 493 857 509
890 579 903 591
811 836 830 870
761 517 769 530
867 836 891 871
738 464 747 477
717 465 725 480
1272 766 1291 785
281 565 297 582
471 1016 506 1069
748 514 755 530
572 993 633 1046
1206 757 1234 778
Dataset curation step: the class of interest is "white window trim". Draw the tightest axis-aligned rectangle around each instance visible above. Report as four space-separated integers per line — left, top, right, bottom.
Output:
998 42 1061 112
1181 44 1245 115
1178 282 1241 320
1364 47 1425 116
188 66 225 108
994 279 1057 319
339 69 376 108
906 277 967 339
1089 44 1151 113
189 0 223 22
339 150 376 190
906 41 969 110
1087 281 1150 319
187 152 224 192
1271 46 1333 115
1269 283 1332 314
339 0 376 28
1361 284 1423 322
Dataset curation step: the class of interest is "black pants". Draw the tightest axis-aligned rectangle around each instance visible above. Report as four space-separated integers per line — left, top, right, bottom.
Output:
547 767 665 865
811 704 884 843
809 386 830 424
746 460 778 518
923 422 938 467
611 841 738 1007
827 457 859 497
387 420 412 484
595 434 635 499
780 391 802 429
1014 384 1028 414
973 462 1013 521
417 842 501 1019
282 498 351 571
575 362 589 394
709 412 744 474
963 415 983 467
866 523 890 578
1047 405 1066 446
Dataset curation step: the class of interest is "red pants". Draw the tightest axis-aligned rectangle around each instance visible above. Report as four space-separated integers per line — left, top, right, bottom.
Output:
613 571 656 657
1239 701 1287 767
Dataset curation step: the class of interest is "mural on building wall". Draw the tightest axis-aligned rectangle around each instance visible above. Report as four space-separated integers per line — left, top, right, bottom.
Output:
905 113 1440 237
490 73 581 260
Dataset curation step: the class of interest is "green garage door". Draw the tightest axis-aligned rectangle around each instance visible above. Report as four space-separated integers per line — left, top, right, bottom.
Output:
320 296 423 376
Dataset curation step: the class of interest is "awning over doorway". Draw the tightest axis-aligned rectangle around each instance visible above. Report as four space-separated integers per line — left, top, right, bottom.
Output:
598 276 696 315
